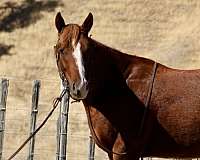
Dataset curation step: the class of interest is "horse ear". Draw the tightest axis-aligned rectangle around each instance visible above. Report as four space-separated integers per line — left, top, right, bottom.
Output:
81 12 93 35
55 12 65 33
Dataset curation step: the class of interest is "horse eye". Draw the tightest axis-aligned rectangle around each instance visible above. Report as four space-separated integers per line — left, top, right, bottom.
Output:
59 48 64 54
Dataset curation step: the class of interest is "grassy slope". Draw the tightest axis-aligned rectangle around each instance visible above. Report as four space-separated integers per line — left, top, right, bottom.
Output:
1 0 200 159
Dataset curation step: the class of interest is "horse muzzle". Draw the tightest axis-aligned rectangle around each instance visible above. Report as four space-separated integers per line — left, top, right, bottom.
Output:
70 80 88 100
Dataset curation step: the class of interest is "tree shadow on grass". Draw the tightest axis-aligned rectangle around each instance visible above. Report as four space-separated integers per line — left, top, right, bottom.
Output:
0 43 14 58
0 0 63 32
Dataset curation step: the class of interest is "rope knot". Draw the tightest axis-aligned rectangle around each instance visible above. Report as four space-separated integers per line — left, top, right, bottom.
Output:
56 97 62 102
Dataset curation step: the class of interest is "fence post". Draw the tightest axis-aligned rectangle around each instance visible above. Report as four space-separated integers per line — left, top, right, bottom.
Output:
88 134 95 160
27 80 40 160
56 81 70 160
0 79 9 160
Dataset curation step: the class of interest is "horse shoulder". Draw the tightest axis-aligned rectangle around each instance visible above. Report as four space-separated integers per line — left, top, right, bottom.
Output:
124 63 153 103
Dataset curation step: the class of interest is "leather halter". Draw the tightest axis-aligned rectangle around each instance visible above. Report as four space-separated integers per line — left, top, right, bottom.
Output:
54 45 69 88
138 62 157 159
139 62 157 135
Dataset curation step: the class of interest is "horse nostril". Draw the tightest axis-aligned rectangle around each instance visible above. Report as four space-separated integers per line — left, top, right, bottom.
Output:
73 83 76 91
86 83 89 90
77 90 81 97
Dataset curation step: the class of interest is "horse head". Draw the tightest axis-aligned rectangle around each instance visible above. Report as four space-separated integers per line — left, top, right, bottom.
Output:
54 12 93 100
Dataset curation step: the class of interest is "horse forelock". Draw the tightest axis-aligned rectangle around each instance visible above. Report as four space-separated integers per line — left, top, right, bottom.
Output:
59 24 81 49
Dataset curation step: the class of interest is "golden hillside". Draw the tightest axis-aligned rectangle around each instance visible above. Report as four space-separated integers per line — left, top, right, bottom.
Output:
1 0 200 159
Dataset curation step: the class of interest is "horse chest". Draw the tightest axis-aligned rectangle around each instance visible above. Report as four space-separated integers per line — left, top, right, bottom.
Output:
84 105 118 150
83 93 143 144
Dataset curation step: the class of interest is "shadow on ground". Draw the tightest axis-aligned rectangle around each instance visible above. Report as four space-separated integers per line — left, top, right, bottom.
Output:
0 43 14 58
0 0 63 32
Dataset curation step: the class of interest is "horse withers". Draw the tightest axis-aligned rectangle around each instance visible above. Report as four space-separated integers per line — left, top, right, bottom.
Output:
54 12 200 160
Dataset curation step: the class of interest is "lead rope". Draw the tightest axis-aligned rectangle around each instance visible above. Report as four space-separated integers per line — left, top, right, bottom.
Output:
7 46 70 160
139 62 157 134
7 87 68 160
139 62 157 160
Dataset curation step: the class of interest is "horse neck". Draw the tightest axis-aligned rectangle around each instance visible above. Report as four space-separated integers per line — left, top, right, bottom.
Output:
83 38 156 102
88 38 132 75
82 39 146 132
85 38 154 82
83 38 136 105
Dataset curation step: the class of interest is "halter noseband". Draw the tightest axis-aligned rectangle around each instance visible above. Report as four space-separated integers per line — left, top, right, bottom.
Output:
54 45 69 90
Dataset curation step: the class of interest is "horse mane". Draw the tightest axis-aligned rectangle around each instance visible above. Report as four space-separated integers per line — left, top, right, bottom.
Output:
88 37 155 65
87 37 157 77
89 37 131 57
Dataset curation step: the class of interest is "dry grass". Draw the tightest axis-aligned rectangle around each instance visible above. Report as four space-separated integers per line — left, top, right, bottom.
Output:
1 0 200 159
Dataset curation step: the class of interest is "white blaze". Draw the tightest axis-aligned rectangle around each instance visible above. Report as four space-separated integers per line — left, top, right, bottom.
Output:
72 42 86 89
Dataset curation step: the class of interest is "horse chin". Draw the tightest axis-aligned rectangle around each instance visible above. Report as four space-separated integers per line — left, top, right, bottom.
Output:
70 90 88 101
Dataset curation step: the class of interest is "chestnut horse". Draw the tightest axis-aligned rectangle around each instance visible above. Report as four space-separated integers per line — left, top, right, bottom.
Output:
54 12 200 160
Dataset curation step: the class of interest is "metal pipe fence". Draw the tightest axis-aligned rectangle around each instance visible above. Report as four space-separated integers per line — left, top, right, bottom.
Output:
0 78 198 160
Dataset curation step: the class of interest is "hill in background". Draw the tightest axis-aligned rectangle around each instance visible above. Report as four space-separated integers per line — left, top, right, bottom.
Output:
1 0 200 159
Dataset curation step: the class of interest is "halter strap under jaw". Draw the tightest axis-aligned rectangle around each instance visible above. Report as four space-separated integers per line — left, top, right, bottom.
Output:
54 45 70 90
54 45 84 103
